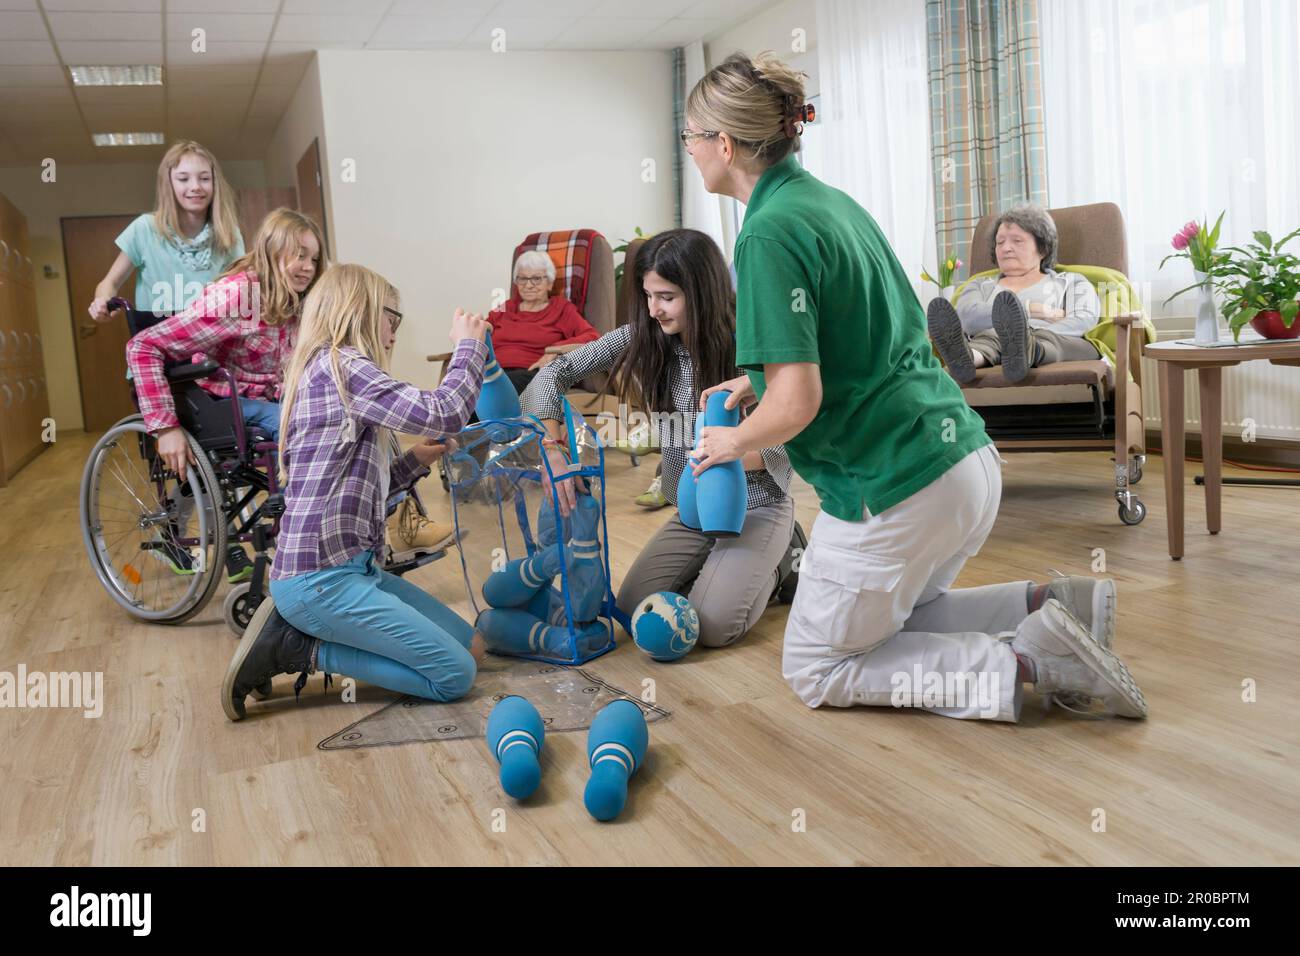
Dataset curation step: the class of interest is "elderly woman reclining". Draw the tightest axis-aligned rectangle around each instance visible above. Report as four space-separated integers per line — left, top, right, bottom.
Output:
928 202 1102 383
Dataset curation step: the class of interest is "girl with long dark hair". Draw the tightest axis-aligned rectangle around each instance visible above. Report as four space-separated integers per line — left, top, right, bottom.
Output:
521 228 801 650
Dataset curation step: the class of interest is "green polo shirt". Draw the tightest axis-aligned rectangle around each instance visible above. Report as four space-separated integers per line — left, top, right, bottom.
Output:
734 155 990 521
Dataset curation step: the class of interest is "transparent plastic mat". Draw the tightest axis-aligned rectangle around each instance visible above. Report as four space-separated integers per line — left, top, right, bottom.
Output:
318 656 670 750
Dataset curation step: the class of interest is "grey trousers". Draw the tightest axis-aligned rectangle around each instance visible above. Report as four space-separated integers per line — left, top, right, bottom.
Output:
615 497 795 648
969 327 1100 366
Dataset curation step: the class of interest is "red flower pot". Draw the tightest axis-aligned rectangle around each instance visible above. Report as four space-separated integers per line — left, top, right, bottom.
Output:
1250 310 1300 339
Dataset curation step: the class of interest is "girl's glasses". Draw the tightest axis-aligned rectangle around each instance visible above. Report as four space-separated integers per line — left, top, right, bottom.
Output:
383 306 402 333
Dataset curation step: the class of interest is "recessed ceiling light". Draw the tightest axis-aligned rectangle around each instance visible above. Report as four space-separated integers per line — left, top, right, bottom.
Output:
70 65 162 87
93 132 165 147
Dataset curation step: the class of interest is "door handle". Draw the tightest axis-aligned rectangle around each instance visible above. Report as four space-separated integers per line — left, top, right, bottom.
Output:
79 322 98 339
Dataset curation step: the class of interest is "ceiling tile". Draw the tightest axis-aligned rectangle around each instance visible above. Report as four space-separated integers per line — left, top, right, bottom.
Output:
281 0 390 14
0 40 59 65
388 0 496 16
75 84 164 108
165 13 274 43
0 66 68 85
366 15 479 45
548 17 667 48
636 16 728 48
58 40 163 66
679 0 774 20
0 11 46 39
458 17 577 50
257 52 312 86
47 11 160 41
0 86 77 110
491 0 604 15
168 0 277 11
42 0 161 11
166 62 260 85
272 13 384 44
590 0 694 16
166 41 267 65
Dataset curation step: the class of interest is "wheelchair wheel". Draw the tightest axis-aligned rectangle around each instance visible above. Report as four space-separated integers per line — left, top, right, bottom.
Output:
223 581 263 637
80 416 227 623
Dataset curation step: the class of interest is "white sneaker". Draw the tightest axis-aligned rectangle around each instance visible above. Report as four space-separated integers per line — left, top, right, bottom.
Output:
1047 573 1116 650
1012 599 1147 718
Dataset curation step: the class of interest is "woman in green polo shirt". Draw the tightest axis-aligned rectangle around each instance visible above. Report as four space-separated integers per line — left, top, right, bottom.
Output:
684 52 1147 722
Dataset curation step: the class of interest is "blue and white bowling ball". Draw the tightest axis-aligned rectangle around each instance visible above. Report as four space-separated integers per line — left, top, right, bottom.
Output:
631 591 699 662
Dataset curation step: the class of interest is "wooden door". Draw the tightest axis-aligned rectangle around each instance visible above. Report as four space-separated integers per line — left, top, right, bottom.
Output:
295 138 330 258
236 186 297 250
61 215 137 434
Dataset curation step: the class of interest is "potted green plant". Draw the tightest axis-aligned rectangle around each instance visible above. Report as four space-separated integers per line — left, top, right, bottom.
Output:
1208 228 1300 340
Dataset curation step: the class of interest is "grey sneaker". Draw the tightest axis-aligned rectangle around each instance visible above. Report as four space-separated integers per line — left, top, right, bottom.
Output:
991 290 1032 382
927 298 977 384
1012 599 1147 718
1047 573 1117 650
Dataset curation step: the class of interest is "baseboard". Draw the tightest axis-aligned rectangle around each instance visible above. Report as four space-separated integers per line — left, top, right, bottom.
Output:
1145 428 1300 468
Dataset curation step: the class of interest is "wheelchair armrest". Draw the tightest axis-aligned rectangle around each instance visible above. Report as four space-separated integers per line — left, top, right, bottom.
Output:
166 360 219 384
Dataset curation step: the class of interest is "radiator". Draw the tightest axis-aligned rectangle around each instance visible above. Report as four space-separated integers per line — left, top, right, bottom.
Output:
1140 326 1300 441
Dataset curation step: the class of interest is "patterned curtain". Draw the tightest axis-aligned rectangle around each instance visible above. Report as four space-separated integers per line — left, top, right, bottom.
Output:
671 47 685 229
926 0 1048 274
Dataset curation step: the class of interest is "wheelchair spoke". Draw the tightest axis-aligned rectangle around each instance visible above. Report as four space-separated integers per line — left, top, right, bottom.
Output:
104 454 155 516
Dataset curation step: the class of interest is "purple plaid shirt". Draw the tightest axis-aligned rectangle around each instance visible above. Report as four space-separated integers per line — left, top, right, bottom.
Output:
271 339 486 579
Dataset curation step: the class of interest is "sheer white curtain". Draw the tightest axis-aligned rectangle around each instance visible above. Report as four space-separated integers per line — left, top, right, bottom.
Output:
815 0 936 296
1041 0 1300 315
680 40 727 253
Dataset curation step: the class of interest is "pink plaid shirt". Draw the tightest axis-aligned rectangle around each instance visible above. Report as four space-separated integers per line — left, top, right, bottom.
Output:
125 271 298 433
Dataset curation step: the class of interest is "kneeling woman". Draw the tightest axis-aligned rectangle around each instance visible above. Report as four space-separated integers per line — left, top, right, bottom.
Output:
223 264 489 721
521 228 799 649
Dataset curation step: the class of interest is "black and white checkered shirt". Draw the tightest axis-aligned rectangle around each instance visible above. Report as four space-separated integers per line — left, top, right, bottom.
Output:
521 324 791 510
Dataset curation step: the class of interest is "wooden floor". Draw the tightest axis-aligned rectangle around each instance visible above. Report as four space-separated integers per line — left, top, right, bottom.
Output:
1 430 1297 866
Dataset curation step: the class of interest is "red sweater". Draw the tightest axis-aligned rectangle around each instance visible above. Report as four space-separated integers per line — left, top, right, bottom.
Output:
487 295 599 369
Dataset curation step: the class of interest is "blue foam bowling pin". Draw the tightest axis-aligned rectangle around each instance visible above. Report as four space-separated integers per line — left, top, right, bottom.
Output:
564 494 606 623
584 699 649 821
675 410 703 530
695 390 746 537
485 696 544 799
476 330 522 441
478 608 572 657
483 544 562 608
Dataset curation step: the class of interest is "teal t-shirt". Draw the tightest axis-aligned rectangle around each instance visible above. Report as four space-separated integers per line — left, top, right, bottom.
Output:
116 213 244 314
734 155 991 522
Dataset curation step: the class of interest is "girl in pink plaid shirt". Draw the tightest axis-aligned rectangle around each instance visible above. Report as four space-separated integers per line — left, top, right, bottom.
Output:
126 207 327 582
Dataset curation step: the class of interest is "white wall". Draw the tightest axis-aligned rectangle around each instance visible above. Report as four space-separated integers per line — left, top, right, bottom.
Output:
0 159 266 431
706 0 819 75
263 54 330 253
310 48 676 387
703 0 820 257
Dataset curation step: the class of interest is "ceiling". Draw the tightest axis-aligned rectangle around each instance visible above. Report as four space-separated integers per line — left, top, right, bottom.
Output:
0 0 777 165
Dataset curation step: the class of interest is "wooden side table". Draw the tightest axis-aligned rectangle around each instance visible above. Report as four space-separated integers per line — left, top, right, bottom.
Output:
1144 337 1300 559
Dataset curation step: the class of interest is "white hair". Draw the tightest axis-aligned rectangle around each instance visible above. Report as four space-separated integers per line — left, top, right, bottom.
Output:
513 250 556 284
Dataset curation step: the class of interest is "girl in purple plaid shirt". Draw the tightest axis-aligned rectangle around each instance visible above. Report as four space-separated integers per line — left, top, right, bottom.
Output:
222 264 490 721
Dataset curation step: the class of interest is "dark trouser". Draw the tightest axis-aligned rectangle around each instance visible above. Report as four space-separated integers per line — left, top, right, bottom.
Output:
968 328 1100 367
505 367 538 393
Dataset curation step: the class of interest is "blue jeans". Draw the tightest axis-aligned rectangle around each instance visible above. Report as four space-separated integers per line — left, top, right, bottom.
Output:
238 397 280 441
269 551 477 702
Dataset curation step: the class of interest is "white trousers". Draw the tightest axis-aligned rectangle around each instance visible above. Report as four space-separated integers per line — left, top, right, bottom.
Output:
783 444 1029 721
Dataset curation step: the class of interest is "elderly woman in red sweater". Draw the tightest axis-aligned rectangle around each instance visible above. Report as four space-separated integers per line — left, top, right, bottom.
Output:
488 250 599 392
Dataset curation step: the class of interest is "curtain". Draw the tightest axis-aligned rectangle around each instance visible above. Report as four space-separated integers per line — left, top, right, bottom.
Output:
816 0 937 293
679 40 727 253
1041 0 1300 313
926 0 1049 273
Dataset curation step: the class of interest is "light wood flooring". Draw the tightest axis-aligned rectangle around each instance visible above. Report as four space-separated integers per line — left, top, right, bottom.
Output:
1 430 1297 865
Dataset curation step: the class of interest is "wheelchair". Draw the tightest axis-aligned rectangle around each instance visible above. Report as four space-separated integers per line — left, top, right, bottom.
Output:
79 298 450 635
